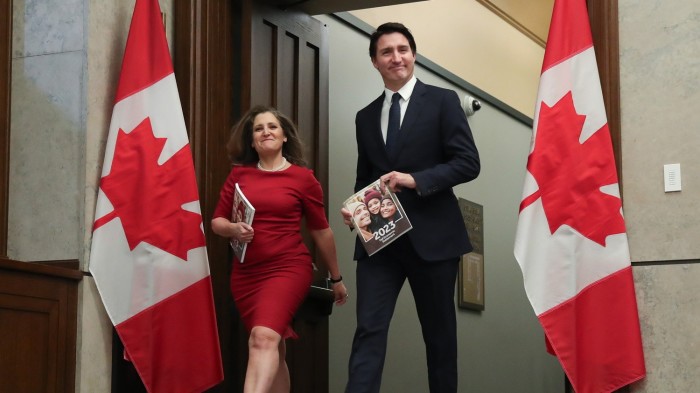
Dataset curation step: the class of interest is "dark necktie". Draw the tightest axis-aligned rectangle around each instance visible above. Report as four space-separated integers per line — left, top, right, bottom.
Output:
385 92 401 155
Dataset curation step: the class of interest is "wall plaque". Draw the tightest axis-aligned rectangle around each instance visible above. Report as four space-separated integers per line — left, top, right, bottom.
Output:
458 198 484 311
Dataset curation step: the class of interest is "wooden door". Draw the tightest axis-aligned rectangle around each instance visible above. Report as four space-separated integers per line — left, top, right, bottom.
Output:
243 3 332 393
246 2 330 184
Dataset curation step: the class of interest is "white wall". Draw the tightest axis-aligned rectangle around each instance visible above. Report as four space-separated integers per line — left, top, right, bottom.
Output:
317 14 562 393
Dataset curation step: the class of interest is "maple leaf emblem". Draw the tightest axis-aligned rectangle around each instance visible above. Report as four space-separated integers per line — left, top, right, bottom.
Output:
521 91 625 246
99 117 205 260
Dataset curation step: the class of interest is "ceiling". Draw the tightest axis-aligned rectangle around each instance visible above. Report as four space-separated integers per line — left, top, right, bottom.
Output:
475 0 553 46
261 0 552 47
261 0 427 15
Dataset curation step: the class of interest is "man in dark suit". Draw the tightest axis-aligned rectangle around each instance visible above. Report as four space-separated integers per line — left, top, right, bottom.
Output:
341 22 480 393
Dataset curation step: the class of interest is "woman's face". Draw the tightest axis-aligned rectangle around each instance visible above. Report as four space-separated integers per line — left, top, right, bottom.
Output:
252 112 286 155
353 203 372 228
367 198 381 215
380 198 397 219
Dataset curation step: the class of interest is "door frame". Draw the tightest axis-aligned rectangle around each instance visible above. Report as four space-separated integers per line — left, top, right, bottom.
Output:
170 1 621 393
172 1 331 392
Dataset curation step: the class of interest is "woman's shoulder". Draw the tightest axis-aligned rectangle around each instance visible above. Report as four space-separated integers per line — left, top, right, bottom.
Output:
222 163 257 183
287 164 316 178
287 164 323 192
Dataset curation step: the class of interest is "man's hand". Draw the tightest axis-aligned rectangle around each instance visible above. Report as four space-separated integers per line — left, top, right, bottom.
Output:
380 171 416 193
340 207 354 228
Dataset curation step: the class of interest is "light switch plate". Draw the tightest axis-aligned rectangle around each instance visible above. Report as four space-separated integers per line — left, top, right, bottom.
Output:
664 163 681 192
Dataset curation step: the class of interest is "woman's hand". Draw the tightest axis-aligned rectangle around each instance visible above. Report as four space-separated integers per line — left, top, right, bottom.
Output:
308 228 347 305
331 281 348 306
232 222 254 243
212 217 254 243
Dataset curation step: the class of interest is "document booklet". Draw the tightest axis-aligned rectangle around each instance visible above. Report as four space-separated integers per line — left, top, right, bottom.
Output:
343 179 412 256
231 183 255 263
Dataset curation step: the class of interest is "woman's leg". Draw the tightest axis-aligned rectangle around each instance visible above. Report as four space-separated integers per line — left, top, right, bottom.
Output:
244 326 282 393
269 339 290 393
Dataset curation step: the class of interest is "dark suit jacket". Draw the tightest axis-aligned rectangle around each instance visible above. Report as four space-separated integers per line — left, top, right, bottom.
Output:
353 79 480 261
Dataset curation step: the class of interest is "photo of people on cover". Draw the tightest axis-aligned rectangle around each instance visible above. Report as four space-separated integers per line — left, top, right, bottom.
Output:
344 179 412 256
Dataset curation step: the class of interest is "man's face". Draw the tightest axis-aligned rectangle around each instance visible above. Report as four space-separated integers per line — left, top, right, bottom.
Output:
353 204 372 228
371 32 415 91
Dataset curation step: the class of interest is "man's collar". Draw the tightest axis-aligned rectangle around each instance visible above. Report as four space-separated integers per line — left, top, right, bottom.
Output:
384 75 417 102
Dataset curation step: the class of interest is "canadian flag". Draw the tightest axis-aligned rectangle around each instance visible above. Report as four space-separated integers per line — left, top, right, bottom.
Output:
89 0 223 391
514 1 646 392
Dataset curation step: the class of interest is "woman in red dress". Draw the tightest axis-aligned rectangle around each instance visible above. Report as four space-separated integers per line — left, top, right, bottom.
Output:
211 106 347 393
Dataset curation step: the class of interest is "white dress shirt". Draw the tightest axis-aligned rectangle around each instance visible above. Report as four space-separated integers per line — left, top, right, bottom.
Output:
380 75 417 143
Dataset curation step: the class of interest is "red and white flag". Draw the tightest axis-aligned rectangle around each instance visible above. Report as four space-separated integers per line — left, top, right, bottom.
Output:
89 0 223 391
514 1 646 392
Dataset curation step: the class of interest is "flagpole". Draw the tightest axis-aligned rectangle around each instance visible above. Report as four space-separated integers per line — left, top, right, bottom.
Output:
586 0 623 186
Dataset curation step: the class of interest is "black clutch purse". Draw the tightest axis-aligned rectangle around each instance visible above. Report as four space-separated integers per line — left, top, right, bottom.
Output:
295 282 334 323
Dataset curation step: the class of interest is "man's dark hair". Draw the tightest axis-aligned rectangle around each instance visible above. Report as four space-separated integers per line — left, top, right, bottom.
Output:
369 22 417 59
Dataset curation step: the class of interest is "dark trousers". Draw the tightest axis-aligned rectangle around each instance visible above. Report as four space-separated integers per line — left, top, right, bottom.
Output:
345 237 460 393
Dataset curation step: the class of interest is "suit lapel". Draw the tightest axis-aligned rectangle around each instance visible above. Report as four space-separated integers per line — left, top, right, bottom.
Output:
364 94 388 160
